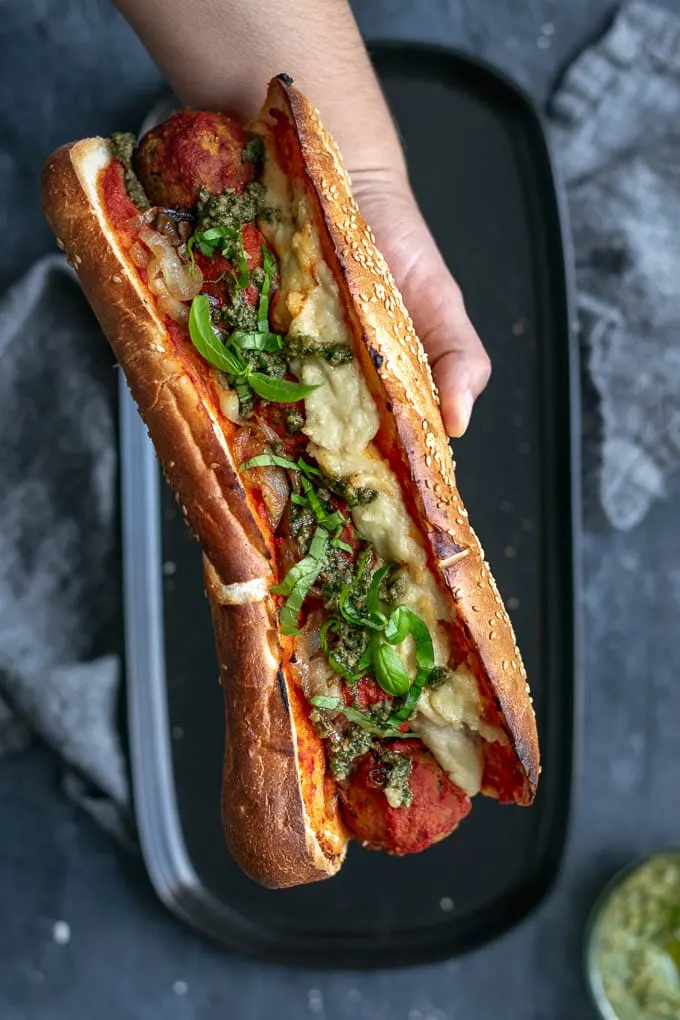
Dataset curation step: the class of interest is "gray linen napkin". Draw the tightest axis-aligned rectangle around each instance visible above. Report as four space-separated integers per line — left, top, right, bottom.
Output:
0 257 130 836
551 0 680 530
1 0 679 826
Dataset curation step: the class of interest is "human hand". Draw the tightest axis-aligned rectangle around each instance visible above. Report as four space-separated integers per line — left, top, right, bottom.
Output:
113 0 491 436
352 169 491 437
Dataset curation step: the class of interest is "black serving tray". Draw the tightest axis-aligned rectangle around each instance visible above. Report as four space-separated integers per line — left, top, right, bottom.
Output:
121 44 580 968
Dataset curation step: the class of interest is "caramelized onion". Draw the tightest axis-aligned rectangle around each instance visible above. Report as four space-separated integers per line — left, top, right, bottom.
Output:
218 386 241 424
157 294 189 324
234 424 289 530
129 241 149 268
139 226 203 301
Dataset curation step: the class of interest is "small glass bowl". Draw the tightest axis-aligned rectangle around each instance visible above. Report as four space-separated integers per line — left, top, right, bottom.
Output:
585 849 680 1020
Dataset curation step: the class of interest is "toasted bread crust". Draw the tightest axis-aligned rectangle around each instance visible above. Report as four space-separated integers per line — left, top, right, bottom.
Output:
41 137 346 886
205 560 346 888
41 139 272 589
266 77 539 795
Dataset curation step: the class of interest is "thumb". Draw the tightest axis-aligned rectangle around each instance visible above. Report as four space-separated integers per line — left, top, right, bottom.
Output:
352 177 491 437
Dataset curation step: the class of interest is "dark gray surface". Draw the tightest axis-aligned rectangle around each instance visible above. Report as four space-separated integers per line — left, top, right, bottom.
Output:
1 1 679 1018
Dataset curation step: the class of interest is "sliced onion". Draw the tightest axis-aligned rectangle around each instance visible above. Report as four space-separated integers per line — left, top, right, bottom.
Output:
125 208 156 231
218 387 241 424
130 241 149 268
158 294 189 325
139 226 203 301
308 653 340 700
234 425 289 530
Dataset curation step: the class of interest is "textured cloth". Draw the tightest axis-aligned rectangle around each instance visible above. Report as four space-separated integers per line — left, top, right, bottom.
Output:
0 257 130 836
552 1 680 529
1 0 679 824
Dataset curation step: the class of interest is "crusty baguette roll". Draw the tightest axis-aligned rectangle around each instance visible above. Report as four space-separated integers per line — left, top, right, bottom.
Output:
41 75 539 888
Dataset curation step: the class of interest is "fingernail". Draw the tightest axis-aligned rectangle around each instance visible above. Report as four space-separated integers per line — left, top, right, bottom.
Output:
451 390 474 438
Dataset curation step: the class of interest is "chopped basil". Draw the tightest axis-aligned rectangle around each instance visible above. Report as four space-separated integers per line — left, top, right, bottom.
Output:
258 246 276 333
373 640 411 696
188 295 244 375
248 373 320 402
187 225 249 290
271 527 329 635
188 296 322 406
310 696 413 739
231 331 283 352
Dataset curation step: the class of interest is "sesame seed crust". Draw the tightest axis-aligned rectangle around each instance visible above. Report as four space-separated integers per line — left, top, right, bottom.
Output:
269 79 539 798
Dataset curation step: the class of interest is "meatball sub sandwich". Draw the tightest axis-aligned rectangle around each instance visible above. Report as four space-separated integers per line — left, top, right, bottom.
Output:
42 75 540 888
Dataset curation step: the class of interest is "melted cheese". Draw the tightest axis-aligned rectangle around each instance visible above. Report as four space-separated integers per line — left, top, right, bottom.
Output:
260 143 493 796
411 719 484 796
301 359 379 458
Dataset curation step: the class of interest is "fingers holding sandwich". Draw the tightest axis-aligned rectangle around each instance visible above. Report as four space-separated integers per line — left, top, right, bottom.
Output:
351 173 491 439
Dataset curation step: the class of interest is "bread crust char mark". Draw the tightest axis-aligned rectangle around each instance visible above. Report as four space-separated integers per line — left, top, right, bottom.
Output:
41 137 348 887
266 78 540 797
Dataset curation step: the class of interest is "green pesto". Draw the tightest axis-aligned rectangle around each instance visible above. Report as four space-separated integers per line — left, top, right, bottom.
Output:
322 474 378 509
327 725 374 781
590 853 680 1020
289 502 316 551
285 333 354 366
217 290 259 333
379 749 413 808
427 666 458 689
327 618 370 675
109 132 150 211
320 551 355 607
241 347 287 379
285 409 305 433
259 205 284 224
241 134 265 164
379 566 406 605
196 182 266 232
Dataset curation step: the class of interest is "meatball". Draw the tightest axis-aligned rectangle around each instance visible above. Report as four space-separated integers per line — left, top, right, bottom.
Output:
339 739 471 855
135 110 254 209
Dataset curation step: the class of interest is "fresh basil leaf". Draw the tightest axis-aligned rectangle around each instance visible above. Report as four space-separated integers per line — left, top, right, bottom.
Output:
383 609 435 721
383 605 412 646
367 563 394 616
232 236 249 291
233 374 253 412
331 538 353 553
258 245 276 332
308 528 329 561
271 527 329 635
338 580 386 631
298 477 345 534
188 295 244 375
311 695 344 712
374 642 412 697
231 331 283 352
310 696 414 739
239 453 299 473
249 373 321 403
201 226 236 244
297 458 322 478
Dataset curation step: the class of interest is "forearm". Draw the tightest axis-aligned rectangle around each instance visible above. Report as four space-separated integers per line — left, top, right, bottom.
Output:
114 0 405 178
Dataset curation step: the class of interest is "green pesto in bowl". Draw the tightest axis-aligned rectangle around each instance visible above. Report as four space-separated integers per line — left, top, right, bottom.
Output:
586 851 680 1020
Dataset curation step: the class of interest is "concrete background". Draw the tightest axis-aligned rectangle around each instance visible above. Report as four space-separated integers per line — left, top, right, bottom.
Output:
2 2 680 1018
